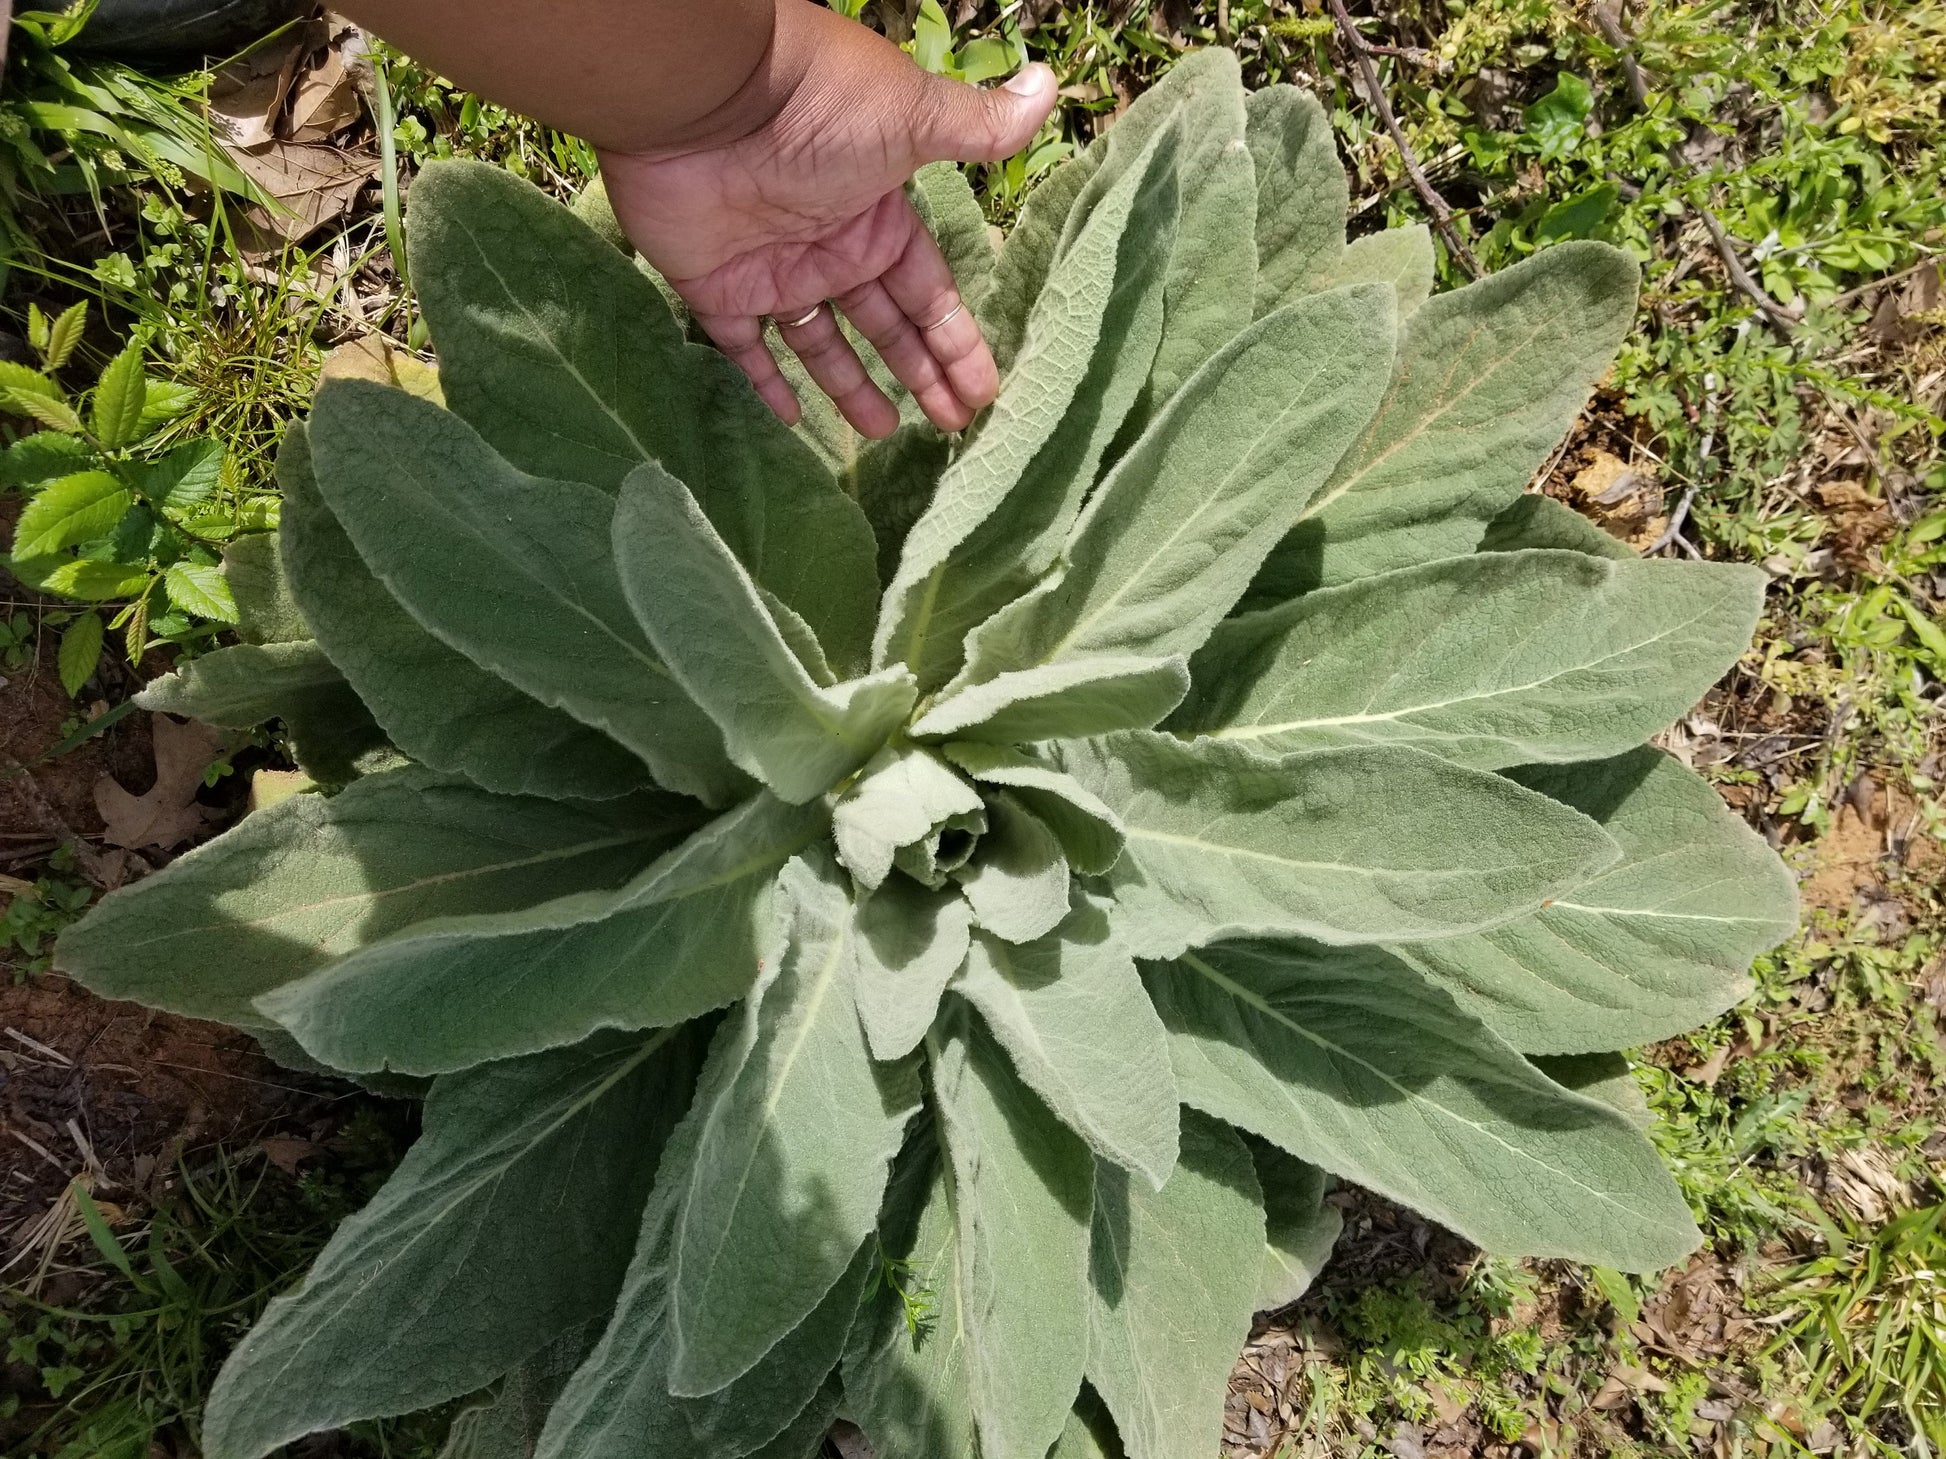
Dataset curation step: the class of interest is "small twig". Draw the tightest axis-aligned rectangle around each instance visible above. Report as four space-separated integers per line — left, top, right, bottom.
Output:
1325 0 1483 280
1214 0 1230 46
1825 253 1945 310
0 755 116 888
1591 2 1651 109
1648 484 1701 554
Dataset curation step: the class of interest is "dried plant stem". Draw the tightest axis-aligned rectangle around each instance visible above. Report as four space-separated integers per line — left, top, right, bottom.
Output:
1325 0 1483 280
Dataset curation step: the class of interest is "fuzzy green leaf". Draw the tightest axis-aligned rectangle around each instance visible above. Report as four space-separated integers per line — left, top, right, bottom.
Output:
1149 941 1702 1270
957 284 1396 680
1252 1141 1340 1312
952 793 1069 944
669 854 920 1395
980 144 1100 374
280 424 652 803
222 532 310 645
259 794 822 1075
929 1009 1094 1459
1047 1391 1124 1459
1393 749 1798 1053
854 878 974 1061
833 744 984 890
56 766 683 1028
203 1031 699 1459
1247 85 1347 317
1311 226 1436 316
1251 241 1640 599
308 380 742 805
912 160 996 309
955 898 1179 1187
1177 551 1766 768
1480 492 1635 559
1057 733 1619 957
407 160 881 670
911 656 1190 744
614 465 915 804
137 639 346 729
13 470 130 558
943 741 1125 875
1086 1111 1263 1459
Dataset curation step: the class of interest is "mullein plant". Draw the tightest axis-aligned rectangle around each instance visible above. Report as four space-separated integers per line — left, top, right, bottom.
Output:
59 50 1795 1459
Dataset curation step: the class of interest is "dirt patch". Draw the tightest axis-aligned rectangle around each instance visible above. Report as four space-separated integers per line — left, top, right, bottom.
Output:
1801 782 1942 920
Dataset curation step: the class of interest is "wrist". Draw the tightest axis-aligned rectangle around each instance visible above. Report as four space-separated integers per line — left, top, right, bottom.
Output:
599 0 813 158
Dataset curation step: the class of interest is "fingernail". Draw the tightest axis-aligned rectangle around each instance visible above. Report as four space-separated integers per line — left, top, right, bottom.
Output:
1002 66 1044 96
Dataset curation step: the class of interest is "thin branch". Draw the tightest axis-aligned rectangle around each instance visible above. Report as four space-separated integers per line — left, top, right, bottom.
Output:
1325 0 1483 280
0 755 115 887
1647 483 1700 555
1825 253 1945 309
1591 2 1650 108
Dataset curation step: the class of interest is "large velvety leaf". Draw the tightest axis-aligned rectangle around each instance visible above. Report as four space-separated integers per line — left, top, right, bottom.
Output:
1312 226 1436 316
943 742 1125 875
259 794 822 1074
1047 1390 1124 1459
955 898 1178 1187
1087 1111 1263 1459
912 161 996 309
854 879 974 1061
408 160 879 669
1056 733 1618 958
930 1009 1095 1459
221 531 309 645
1480 492 1635 559
957 284 1395 680
136 639 345 729
875 123 1180 692
1148 941 1702 1269
952 794 1070 945
1251 1140 1341 1312
1247 85 1347 317
1062 47 1255 412
669 854 921 1395
832 745 985 890
911 656 1190 744
536 1047 871 1459
279 425 649 802
1250 241 1640 598
1393 749 1797 1053
614 466 915 803
202 1028 700 1459
436 1323 597 1459
307 381 742 804
1177 550 1765 768
979 144 1100 373
56 766 682 1029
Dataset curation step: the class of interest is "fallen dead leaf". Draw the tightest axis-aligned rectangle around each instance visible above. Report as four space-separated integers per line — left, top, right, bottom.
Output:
259 1134 324 1175
210 35 307 150
228 141 379 259
319 335 445 406
287 42 361 143
93 716 225 851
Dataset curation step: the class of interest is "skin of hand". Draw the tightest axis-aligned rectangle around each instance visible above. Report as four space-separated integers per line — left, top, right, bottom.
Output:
597 1 1056 438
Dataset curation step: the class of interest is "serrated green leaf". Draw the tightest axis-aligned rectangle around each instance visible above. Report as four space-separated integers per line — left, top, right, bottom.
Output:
13 470 130 558
1247 85 1347 317
43 299 86 369
144 437 224 512
164 561 238 622
407 160 881 671
221 532 310 645
1149 941 1702 1270
943 741 1125 874
0 431 91 488
1310 226 1436 316
953 793 1069 944
308 380 743 805
1178 551 1765 768
57 611 103 696
136 377 198 433
56 765 685 1028
202 1029 699 1459
137 639 345 728
669 854 921 1396
854 878 973 1061
876 122 1181 691
535 1055 870 1459
2 389 83 434
1392 749 1797 1053
259 793 820 1075
1055 733 1619 957
911 160 996 309
26 303 49 355
614 465 915 804
38 557 150 601
955 897 1178 1186
91 341 148 448
279 424 651 802
1251 241 1640 599
0 359 61 402
1087 1111 1262 1459
1479 492 1635 559
1251 1139 1340 1311
929 1008 1094 1459
833 745 984 890
956 284 1396 681
911 656 1190 744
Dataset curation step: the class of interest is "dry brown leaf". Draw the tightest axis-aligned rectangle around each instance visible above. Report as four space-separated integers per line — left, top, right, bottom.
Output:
259 1134 324 1175
287 45 362 143
320 335 446 406
93 716 225 851
228 141 379 259
210 37 307 150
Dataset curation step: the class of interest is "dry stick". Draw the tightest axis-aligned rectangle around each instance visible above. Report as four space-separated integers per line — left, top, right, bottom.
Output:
1592 2 1798 337
1325 0 1483 280
0 755 115 887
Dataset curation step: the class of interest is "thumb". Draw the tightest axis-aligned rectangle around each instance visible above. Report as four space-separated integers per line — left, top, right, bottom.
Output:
912 63 1058 165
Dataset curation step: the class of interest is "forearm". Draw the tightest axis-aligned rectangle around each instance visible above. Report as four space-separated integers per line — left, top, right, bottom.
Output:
339 0 788 153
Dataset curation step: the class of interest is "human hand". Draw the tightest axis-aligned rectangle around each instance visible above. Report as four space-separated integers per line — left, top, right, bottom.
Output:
596 1 1056 439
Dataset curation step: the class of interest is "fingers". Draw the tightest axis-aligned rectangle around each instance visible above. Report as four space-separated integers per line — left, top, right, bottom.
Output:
776 304 901 440
696 312 802 427
835 278 975 433
912 64 1058 164
881 218 1000 414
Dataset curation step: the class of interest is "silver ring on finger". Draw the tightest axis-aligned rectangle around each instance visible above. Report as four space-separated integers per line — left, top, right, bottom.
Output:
919 301 965 332
777 303 825 330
